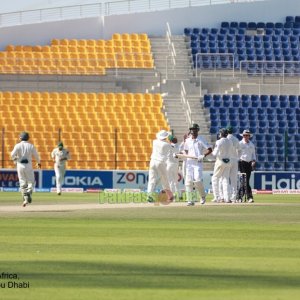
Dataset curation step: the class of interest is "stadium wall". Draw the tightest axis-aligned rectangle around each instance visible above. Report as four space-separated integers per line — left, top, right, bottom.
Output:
0 0 299 49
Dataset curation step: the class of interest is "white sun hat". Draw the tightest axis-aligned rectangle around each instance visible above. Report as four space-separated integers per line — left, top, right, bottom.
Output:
240 129 253 137
156 130 170 140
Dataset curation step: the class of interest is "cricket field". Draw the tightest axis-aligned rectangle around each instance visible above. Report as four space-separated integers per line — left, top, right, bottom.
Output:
0 192 299 300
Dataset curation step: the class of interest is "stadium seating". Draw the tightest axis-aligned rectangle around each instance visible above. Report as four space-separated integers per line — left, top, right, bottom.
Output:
205 93 300 171
0 92 168 170
0 34 154 75
185 17 300 75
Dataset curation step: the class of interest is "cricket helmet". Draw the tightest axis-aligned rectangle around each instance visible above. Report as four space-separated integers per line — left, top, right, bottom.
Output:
189 123 200 130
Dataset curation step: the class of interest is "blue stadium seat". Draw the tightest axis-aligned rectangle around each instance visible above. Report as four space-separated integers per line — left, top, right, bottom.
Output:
276 146 284 155
274 134 284 142
285 162 295 171
260 95 269 108
212 95 222 107
270 95 279 108
288 127 297 134
267 107 276 117
256 141 265 148
255 162 263 171
256 134 265 142
267 147 276 155
268 155 276 162
192 28 200 35
240 100 250 109
266 22 275 29
184 28 192 36
274 28 283 35
286 108 296 119
257 154 266 162
289 95 298 108
228 120 238 128
229 113 237 121
269 120 277 128
294 162 300 171
278 120 287 128
274 162 284 171
239 22 247 29
264 162 273 171
250 95 260 107
204 95 212 107
287 154 297 162
279 95 289 108
232 95 241 107
210 126 218 134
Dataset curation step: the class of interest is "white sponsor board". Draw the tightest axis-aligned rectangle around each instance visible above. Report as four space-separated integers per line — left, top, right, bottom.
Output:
112 170 215 191
51 188 84 193
272 189 300 194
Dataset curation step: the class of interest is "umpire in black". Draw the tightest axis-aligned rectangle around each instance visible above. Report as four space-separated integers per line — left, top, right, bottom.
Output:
238 129 256 203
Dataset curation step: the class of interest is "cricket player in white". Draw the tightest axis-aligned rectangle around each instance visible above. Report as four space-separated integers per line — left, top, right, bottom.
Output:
166 136 181 199
11 132 41 207
184 124 212 206
226 126 241 202
178 133 189 181
147 130 173 202
51 142 70 195
211 128 233 203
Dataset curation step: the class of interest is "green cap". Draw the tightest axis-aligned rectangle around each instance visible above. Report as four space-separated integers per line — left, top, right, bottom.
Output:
58 142 63 147
226 126 233 134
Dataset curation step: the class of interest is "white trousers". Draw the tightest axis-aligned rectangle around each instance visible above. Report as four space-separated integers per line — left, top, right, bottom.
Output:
229 159 239 200
185 161 206 201
212 159 231 202
54 163 66 193
17 163 35 195
147 159 170 193
167 162 180 195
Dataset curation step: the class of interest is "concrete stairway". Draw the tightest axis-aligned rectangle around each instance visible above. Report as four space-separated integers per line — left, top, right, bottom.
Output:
150 35 214 143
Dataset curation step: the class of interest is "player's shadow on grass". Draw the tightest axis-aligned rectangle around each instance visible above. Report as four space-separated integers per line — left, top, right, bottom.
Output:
5 260 299 289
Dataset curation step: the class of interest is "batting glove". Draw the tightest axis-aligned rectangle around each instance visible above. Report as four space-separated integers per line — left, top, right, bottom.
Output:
197 155 205 162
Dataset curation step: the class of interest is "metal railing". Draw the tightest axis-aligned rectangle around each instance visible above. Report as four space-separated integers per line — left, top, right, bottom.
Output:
180 81 193 125
0 0 264 27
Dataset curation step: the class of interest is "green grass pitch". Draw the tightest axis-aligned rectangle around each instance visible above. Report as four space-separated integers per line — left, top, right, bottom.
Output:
0 192 299 300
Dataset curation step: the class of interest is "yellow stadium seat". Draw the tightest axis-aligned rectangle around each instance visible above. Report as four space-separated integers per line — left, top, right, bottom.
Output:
112 33 121 40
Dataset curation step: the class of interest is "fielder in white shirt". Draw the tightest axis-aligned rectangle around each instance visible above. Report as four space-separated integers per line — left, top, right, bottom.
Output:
211 128 234 203
147 130 174 202
183 124 212 206
51 141 70 195
166 136 181 199
178 133 189 181
11 131 41 207
226 126 241 202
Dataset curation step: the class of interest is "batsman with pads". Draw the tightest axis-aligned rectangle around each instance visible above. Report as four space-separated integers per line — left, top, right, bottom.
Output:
183 124 212 206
